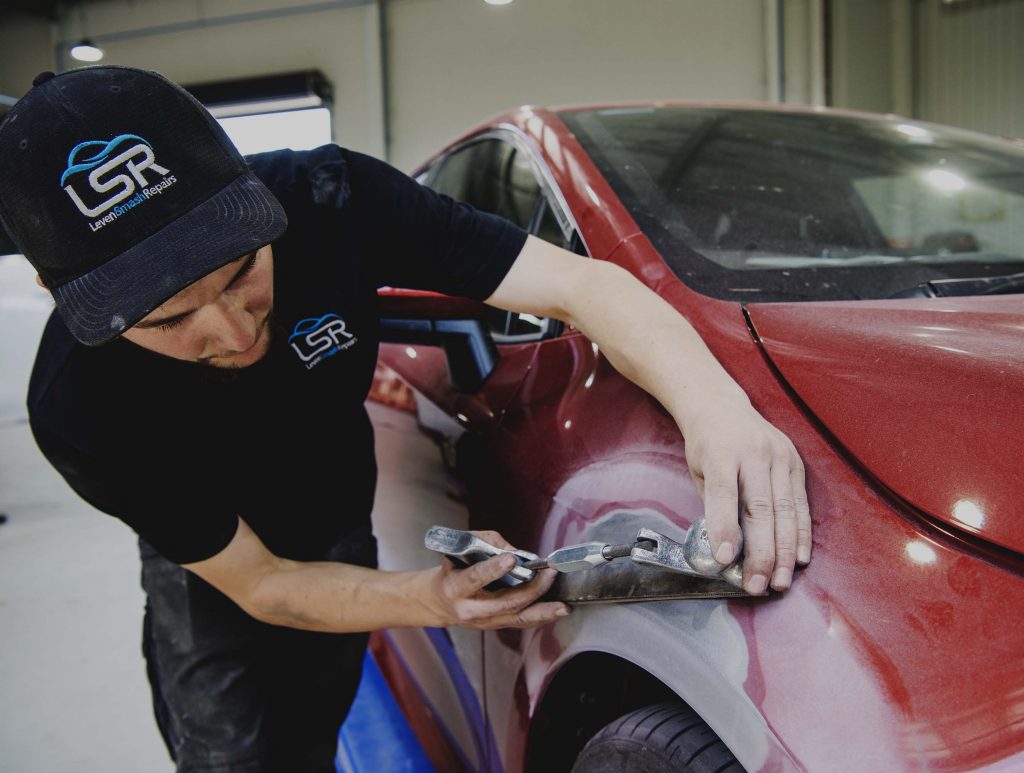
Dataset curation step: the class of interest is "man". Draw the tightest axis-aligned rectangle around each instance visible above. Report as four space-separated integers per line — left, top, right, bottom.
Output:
0 66 811 772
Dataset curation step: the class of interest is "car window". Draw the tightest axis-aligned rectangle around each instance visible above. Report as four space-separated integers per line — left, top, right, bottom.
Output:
428 137 563 341
559 107 1024 301
534 198 570 249
853 175 1024 257
431 139 541 230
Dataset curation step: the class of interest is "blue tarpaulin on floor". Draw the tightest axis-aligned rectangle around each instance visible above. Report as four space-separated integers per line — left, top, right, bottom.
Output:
336 651 435 773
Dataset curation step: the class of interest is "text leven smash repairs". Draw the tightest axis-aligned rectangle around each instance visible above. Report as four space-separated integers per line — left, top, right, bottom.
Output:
84 175 178 232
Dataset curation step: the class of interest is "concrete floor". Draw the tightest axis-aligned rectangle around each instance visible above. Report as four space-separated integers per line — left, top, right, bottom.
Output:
0 253 175 771
0 253 446 772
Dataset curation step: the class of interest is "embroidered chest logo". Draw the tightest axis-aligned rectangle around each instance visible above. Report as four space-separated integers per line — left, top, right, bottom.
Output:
289 313 357 370
61 134 178 231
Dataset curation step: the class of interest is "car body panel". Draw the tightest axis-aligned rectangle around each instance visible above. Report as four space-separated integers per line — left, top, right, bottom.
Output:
372 103 1024 772
746 296 1024 555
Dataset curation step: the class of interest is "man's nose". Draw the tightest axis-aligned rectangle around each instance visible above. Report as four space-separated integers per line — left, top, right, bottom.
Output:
208 295 258 352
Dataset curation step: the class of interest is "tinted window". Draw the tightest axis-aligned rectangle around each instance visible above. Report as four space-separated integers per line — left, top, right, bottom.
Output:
431 139 541 230
559 107 1024 301
535 199 570 248
428 137 553 339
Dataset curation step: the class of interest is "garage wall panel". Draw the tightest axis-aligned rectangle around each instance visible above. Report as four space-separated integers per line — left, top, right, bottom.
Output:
915 0 1024 139
55 0 386 159
387 0 769 170
828 0 897 114
53 0 777 172
0 12 55 100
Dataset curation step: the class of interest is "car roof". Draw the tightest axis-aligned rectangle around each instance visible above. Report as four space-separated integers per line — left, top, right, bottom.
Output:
416 100 915 175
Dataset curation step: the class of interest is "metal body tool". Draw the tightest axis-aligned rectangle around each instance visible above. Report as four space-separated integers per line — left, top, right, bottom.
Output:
630 524 746 590
424 525 539 586
424 518 761 598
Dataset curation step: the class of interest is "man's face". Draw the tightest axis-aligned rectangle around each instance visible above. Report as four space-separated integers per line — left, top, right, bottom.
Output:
119 244 275 368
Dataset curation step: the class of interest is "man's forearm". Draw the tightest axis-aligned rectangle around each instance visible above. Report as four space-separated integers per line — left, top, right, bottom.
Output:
184 516 564 633
565 261 750 430
486 238 811 591
250 559 441 633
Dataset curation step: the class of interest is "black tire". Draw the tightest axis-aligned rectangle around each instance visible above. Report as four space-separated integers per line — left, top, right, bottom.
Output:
570 701 744 773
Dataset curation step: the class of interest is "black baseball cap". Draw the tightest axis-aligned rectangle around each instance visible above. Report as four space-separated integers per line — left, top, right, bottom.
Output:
0 65 288 345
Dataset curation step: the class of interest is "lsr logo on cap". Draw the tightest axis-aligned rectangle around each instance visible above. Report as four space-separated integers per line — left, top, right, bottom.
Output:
61 134 178 229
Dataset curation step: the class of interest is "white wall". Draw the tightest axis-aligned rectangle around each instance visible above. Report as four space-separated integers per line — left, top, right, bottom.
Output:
915 0 1024 139
50 0 780 172
828 0 1022 140
782 0 826 106
385 0 771 170
829 0 896 115
55 0 386 160
0 12 56 100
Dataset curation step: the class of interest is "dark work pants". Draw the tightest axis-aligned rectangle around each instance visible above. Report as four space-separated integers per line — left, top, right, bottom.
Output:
139 534 375 773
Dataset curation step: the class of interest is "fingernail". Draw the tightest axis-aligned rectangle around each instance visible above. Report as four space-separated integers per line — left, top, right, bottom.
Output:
771 567 792 589
748 574 768 595
715 542 735 564
557 605 571 617
798 546 810 564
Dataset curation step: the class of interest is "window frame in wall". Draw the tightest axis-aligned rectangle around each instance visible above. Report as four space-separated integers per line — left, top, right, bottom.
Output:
184 70 334 155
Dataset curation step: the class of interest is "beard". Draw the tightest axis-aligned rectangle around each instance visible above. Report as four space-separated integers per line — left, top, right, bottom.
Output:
195 308 283 383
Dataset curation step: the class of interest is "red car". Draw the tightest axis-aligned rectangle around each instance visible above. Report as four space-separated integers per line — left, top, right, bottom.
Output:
366 102 1024 772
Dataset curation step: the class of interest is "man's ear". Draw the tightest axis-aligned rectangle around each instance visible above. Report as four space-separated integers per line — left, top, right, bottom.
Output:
35 274 48 291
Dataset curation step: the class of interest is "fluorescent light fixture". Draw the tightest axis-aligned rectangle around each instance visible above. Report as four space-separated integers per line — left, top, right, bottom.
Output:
207 94 323 119
485 0 514 5
216 107 332 155
70 40 103 62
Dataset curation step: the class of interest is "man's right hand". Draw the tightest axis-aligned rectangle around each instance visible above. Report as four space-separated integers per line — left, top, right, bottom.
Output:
184 518 570 632
420 530 571 629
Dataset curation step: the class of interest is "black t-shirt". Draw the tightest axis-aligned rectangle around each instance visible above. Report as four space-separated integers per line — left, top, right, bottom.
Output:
27 144 528 565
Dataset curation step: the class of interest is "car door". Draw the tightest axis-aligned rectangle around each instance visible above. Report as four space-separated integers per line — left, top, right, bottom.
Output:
373 131 580 771
408 133 571 416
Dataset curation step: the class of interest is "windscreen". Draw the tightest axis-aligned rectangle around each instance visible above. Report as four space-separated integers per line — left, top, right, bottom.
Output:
558 107 1024 301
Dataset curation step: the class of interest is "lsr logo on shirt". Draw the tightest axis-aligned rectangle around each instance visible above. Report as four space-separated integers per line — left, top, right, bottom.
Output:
289 313 357 370
61 134 178 231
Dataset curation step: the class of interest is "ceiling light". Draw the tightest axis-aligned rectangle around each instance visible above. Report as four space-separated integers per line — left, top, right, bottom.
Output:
70 40 104 62
484 0 514 5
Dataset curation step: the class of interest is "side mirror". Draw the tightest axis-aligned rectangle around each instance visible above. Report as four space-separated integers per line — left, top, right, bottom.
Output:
377 288 498 394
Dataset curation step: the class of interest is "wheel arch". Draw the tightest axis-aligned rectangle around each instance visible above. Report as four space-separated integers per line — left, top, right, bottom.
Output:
523 650 684 772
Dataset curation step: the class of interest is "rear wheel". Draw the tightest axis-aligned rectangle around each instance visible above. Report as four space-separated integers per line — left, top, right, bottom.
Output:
570 701 744 773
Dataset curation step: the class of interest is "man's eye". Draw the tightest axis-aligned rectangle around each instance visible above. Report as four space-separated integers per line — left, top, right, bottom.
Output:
159 316 187 331
233 252 258 283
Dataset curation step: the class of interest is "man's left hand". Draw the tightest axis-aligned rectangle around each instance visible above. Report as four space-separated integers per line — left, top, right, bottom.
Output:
679 397 812 594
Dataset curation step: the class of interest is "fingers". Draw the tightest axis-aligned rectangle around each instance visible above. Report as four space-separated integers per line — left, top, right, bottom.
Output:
448 553 519 598
460 567 557 621
479 601 571 629
444 563 571 629
471 530 516 551
735 438 810 593
738 467 776 596
769 462 797 591
702 467 742 565
792 462 812 565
